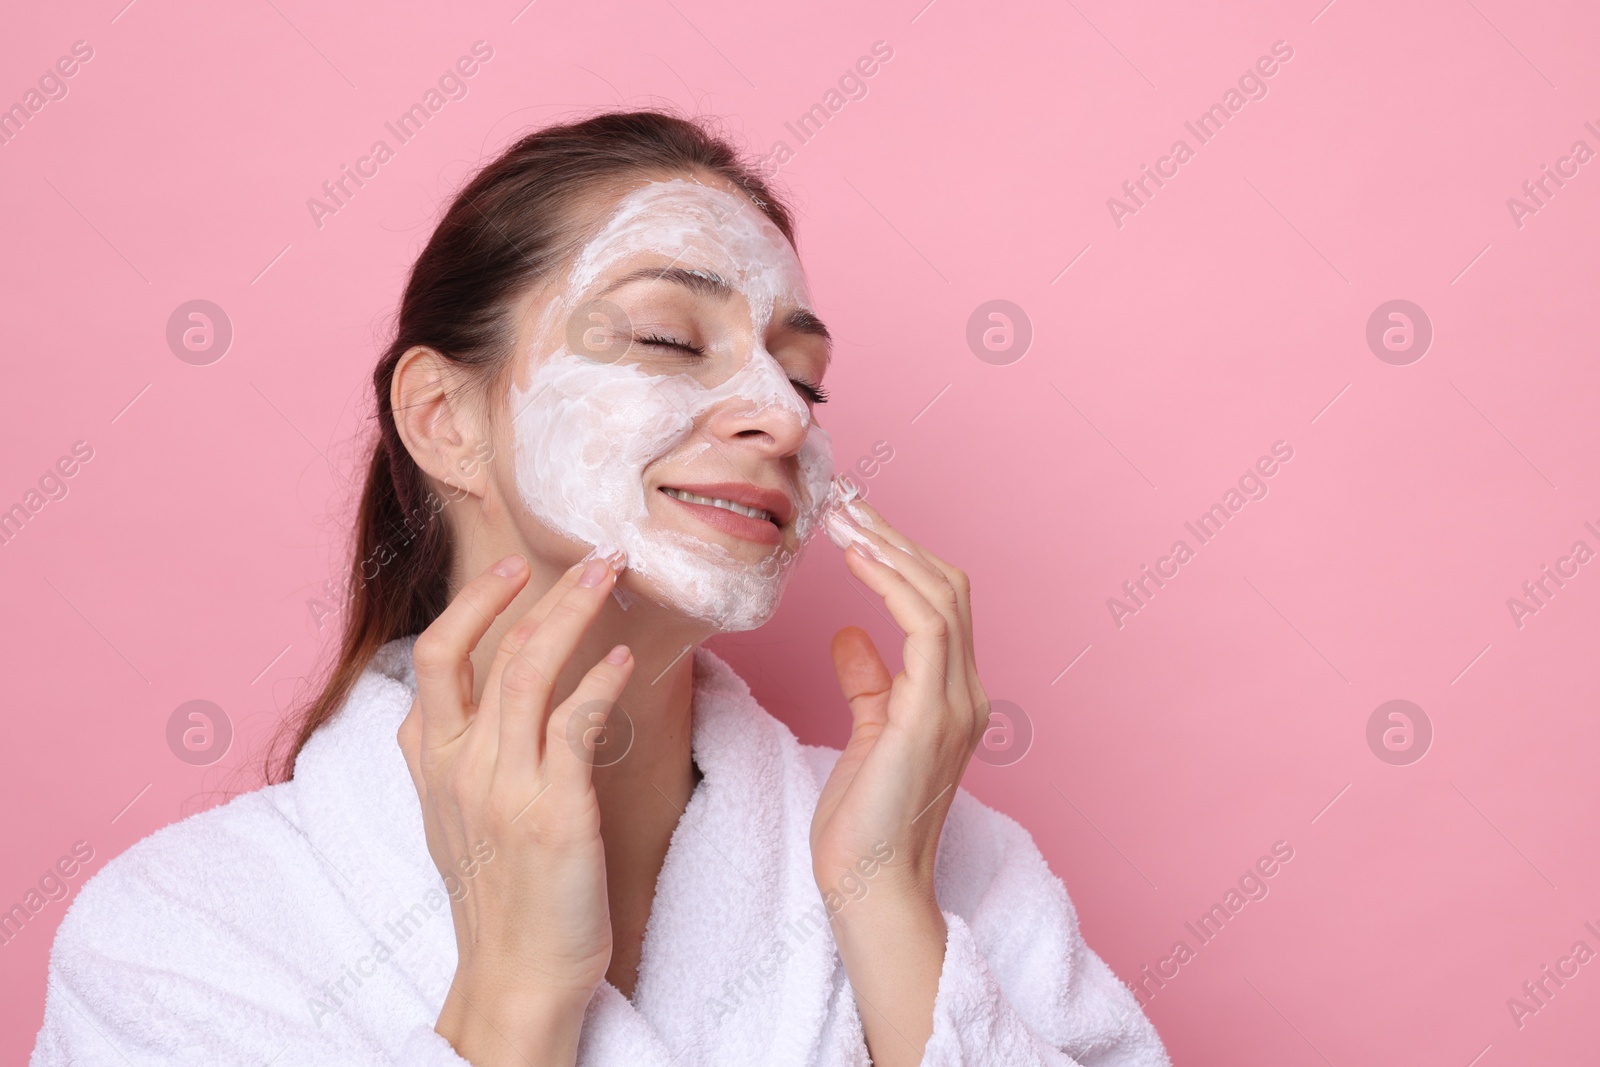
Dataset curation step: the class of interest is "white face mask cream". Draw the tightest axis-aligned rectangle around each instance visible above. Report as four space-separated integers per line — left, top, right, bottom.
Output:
820 473 897 568
508 178 836 632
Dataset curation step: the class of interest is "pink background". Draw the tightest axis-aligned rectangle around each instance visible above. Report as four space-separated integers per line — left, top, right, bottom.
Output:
3 0 1598 1063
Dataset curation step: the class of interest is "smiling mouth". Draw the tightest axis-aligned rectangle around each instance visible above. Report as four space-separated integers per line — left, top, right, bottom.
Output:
660 487 777 523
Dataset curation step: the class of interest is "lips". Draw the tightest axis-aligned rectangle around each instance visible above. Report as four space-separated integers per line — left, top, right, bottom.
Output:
658 481 795 545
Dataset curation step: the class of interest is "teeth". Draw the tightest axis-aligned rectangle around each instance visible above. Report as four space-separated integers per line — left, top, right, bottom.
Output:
662 487 775 523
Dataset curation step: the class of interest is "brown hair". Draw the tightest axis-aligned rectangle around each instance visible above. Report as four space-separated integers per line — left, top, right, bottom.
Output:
265 108 796 784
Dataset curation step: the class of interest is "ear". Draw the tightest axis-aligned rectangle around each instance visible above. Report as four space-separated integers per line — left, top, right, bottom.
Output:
391 345 496 503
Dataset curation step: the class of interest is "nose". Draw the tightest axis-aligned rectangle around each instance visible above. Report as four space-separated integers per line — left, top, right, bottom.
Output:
699 350 812 458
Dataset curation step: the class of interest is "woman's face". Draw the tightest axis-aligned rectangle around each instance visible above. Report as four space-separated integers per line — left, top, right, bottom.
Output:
500 175 836 632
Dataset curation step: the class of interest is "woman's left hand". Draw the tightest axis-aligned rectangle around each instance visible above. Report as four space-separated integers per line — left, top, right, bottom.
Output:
810 493 990 906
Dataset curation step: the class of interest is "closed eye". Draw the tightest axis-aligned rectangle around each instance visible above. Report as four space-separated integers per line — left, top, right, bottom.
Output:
634 334 829 405
635 333 704 356
792 379 829 404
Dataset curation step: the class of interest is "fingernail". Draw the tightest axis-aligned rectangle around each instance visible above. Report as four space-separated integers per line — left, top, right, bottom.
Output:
604 644 631 664
582 543 628 571
578 558 611 587
492 554 525 577
848 537 896 569
824 510 859 550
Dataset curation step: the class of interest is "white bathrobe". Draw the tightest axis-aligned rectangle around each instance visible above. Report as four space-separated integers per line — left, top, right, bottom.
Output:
31 635 1170 1066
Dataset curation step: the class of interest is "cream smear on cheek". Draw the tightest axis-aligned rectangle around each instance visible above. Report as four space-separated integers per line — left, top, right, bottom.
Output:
508 179 836 632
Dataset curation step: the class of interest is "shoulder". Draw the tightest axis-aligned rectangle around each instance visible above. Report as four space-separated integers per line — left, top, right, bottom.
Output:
32 781 371 1064
47 781 318 987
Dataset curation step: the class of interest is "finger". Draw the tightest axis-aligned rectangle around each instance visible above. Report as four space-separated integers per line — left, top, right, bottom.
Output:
846 500 979 703
876 527 982 715
910 541 982 711
842 542 952 708
845 497 940 570
542 644 636 796
845 514 956 614
847 500 969 635
411 554 531 745
885 531 976 681
474 553 613 748
839 514 969 695
830 626 893 734
507 550 623 645
497 555 623 762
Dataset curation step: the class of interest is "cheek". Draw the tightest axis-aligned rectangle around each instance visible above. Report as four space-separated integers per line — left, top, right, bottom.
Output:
510 352 698 523
792 424 837 540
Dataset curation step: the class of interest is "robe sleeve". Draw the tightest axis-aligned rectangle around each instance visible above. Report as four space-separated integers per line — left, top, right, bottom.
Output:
913 790 1171 1067
27 825 474 1067
29 952 472 1067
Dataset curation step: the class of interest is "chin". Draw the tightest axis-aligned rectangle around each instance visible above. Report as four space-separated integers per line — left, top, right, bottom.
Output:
620 529 798 633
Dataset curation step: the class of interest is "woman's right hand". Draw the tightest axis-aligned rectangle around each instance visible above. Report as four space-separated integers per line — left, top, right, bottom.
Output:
398 551 632 1067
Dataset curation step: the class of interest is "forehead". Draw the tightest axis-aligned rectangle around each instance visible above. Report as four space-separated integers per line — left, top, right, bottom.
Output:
562 177 809 306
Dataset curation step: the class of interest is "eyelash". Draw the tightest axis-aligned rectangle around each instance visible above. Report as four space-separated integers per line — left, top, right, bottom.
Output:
633 334 829 405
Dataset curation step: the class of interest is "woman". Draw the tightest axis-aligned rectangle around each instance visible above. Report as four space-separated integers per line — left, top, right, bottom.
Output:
31 110 1170 1067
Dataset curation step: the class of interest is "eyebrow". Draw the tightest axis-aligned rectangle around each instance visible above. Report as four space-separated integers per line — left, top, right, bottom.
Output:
598 265 832 356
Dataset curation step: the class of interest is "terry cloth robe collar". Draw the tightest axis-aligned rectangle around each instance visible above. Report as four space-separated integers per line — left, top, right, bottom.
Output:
288 633 868 1067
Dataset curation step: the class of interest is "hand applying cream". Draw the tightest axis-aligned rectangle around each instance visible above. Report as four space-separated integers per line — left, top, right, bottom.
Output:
821 474 897 567
812 471 996 1067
